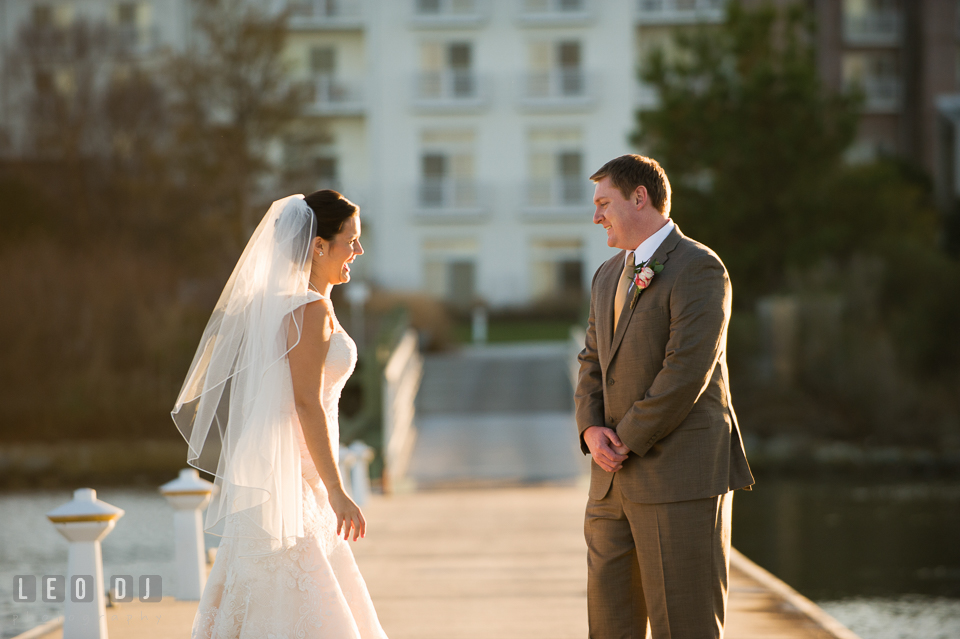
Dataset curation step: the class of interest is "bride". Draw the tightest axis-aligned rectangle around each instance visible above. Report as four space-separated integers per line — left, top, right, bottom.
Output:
172 191 388 638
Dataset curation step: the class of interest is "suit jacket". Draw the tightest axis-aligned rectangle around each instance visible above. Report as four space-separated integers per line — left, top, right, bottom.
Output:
575 224 754 503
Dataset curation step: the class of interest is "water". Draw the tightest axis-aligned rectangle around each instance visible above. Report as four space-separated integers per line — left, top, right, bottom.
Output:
732 476 960 638
1 477 959 639
0 488 218 639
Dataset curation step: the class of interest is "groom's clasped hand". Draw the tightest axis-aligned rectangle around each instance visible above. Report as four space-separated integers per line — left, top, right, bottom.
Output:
582 425 630 472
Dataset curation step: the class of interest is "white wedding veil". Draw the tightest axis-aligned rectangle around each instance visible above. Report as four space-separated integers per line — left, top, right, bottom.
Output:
171 194 323 556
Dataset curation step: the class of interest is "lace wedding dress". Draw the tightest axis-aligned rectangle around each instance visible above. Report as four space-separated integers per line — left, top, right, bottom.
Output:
192 331 389 639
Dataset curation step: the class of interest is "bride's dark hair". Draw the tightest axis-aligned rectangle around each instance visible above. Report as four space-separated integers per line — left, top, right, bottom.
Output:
303 190 358 240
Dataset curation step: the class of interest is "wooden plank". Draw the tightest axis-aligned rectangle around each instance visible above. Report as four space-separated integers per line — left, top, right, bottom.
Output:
354 486 861 639
17 486 860 639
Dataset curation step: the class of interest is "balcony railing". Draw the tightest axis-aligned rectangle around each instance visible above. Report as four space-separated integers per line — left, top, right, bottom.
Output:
411 0 489 28
518 0 594 26
519 70 595 111
308 75 365 115
636 0 726 24
853 76 902 113
415 179 486 221
413 71 490 111
113 25 162 56
524 179 591 217
843 10 902 46
285 0 363 29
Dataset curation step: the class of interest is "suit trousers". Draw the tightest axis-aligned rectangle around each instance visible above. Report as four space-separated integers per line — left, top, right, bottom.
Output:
584 472 733 639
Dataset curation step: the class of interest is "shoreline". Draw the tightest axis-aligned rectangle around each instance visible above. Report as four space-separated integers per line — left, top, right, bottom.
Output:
1 436 959 488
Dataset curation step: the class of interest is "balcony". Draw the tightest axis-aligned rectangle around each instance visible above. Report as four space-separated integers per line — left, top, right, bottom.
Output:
517 0 595 26
410 0 490 28
285 0 363 30
518 70 596 112
113 25 162 56
523 179 592 219
307 75 365 115
843 10 902 46
636 0 726 25
414 179 487 222
853 76 902 113
413 71 490 112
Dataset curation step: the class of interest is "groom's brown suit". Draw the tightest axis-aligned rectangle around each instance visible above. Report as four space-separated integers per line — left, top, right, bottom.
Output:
575 224 754 638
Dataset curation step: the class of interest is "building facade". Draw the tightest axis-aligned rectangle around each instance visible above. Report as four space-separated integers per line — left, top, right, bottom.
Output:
3 0 957 305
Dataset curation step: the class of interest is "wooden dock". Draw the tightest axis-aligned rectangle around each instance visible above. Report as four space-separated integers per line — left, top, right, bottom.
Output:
17 485 859 639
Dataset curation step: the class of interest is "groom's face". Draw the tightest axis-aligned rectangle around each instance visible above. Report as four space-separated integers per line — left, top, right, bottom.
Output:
593 177 641 250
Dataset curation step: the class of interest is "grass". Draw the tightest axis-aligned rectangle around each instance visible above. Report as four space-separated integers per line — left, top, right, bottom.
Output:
451 318 577 344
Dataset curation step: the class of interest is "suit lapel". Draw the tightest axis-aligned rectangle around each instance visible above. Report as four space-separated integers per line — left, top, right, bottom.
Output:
608 225 684 360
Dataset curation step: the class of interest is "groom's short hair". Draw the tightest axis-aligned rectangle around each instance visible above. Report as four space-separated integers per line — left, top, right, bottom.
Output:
590 154 671 217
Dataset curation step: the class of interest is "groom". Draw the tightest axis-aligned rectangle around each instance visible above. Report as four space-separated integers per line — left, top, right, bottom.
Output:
575 154 754 638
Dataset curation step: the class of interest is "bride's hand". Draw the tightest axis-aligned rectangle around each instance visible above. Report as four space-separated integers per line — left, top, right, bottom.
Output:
328 488 366 541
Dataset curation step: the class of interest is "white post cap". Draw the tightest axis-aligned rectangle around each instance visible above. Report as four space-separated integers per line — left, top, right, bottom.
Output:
159 468 217 497
46 489 124 524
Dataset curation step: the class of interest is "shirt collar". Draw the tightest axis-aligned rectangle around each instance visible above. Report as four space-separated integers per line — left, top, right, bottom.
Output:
627 219 675 268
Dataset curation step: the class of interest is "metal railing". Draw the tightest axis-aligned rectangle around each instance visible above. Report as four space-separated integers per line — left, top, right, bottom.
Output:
417 178 480 210
525 178 591 210
413 71 489 110
523 69 589 100
285 0 363 26
636 0 725 24
382 329 423 490
309 75 364 114
843 10 902 45
413 0 488 20
856 76 902 112
518 0 593 24
113 25 162 55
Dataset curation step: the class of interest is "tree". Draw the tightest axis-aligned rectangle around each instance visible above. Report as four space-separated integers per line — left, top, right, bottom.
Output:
632 1 937 302
165 0 308 251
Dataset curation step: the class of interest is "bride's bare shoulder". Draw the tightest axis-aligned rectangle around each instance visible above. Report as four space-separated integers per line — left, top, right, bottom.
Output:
300 299 336 339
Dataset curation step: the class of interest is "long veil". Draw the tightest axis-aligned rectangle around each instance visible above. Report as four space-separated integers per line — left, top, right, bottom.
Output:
171 195 322 556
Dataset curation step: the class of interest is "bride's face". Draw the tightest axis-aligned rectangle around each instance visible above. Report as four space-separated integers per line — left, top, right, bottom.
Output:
317 214 363 285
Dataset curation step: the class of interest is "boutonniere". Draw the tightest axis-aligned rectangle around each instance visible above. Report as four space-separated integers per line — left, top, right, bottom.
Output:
629 259 664 309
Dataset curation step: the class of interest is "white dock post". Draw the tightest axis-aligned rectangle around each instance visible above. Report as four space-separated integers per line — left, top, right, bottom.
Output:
47 488 124 639
348 441 375 507
159 468 216 601
339 445 358 498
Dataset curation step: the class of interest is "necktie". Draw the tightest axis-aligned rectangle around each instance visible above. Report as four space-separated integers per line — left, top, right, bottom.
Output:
613 251 635 333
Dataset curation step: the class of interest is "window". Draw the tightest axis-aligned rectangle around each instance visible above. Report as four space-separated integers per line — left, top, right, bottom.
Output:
527 128 586 208
419 41 476 100
314 156 338 188
558 152 583 204
32 5 53 26
311 47 336 75
557 41 582 96
418 129 477 210
421 154 448 206
423 237 478 305
118 3 138 25
530 238 584 300
418 0 441 13
448 43 473 97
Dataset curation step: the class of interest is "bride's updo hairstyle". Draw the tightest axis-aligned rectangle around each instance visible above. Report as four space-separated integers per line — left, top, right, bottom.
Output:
303 190 359 240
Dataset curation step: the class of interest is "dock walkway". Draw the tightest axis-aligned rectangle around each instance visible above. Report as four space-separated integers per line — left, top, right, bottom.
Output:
16 342 860 639
17 485 860 639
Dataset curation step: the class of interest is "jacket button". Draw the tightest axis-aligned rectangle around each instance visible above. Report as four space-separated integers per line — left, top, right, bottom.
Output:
608 378 615 386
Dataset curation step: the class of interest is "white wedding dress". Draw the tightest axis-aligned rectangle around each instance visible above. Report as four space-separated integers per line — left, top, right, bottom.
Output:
192 331 389 639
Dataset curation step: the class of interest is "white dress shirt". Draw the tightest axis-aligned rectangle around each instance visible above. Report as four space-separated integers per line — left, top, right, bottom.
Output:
626 219 675 271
